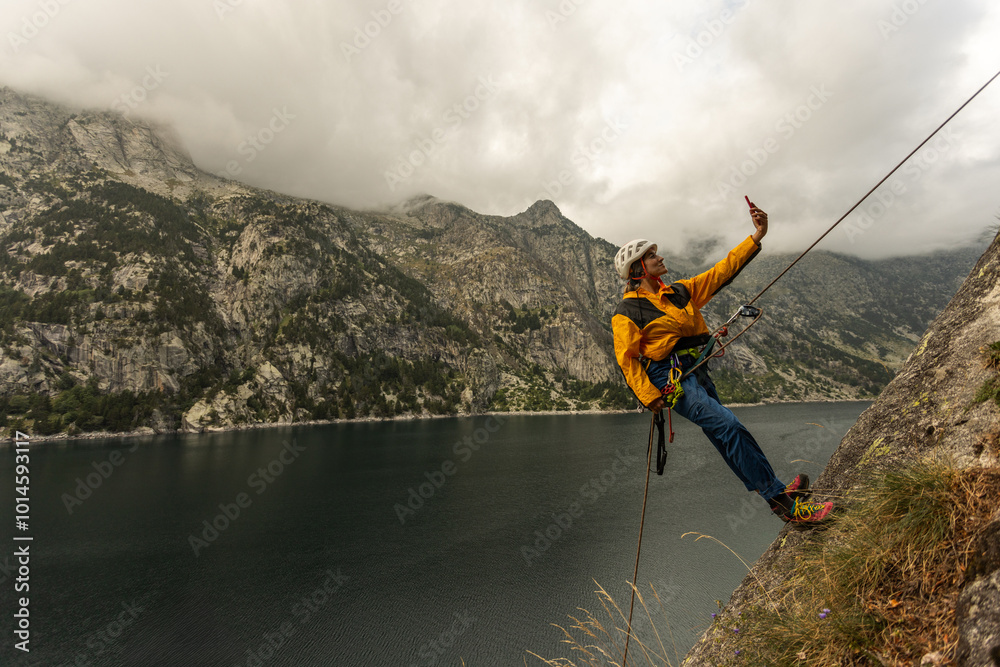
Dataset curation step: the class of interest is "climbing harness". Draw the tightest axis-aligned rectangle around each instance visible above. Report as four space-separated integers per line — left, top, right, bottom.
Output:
622 66 1000 666
642 355 682 473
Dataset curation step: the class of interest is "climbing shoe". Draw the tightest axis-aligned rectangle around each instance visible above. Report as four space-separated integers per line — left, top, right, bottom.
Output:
785 474 811 502
771 496 833 524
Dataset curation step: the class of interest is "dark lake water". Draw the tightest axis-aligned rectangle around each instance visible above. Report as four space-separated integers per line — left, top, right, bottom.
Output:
0 402 869 666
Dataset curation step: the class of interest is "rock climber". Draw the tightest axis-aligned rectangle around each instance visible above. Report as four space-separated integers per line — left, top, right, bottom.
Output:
611 202 833 524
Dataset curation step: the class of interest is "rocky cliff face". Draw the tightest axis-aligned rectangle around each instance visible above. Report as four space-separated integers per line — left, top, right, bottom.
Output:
0 87 986 436
682 231 1000 665
0 88 643 434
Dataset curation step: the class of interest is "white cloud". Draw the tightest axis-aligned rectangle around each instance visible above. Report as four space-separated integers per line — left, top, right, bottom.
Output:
1 0 998 258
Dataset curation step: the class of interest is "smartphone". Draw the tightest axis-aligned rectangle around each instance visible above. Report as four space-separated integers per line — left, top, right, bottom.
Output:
744 195 752 208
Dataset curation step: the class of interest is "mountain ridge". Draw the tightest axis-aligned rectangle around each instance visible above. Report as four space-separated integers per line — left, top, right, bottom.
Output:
0 86 986 436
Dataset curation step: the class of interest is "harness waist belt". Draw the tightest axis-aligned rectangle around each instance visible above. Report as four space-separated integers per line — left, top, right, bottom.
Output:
670 333 711 356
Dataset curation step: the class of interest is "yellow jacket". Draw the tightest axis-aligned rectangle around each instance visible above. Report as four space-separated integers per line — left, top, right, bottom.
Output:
612 236 761 406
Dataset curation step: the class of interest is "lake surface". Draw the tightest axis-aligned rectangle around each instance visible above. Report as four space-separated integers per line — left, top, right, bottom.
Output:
0 402 869 666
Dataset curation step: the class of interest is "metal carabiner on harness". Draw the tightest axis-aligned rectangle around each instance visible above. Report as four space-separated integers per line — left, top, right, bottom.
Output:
661 354 684 410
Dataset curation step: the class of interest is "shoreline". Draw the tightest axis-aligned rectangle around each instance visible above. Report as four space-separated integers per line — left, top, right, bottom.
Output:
2 398 875 445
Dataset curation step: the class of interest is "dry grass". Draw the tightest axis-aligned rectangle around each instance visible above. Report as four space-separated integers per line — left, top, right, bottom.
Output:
740 459 1000 666
527 528 773 667
526 581 682 667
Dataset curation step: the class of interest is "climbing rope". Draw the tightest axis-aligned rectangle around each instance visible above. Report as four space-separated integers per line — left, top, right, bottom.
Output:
680 305 762 380
678 66 1000 383
746 66 1000 308
622 66 1000 666
623 411 657 667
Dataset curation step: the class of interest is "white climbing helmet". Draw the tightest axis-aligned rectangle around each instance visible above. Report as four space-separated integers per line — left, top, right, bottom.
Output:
614 239 657 280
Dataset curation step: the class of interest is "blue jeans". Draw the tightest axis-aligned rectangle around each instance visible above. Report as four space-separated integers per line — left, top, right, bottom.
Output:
647 355 786 501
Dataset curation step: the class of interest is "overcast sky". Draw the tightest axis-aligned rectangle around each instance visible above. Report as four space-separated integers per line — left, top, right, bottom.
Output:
1 0 998 259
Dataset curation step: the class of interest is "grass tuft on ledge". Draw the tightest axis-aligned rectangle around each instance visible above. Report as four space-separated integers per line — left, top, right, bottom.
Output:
736 458 1000 666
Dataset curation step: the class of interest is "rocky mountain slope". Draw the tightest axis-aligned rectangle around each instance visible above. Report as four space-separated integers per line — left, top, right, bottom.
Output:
0 87 985 436
682 231 1000 665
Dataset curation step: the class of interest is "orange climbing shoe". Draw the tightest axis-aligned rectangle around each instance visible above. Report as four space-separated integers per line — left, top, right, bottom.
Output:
785 474 811 502
772 496 833 524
